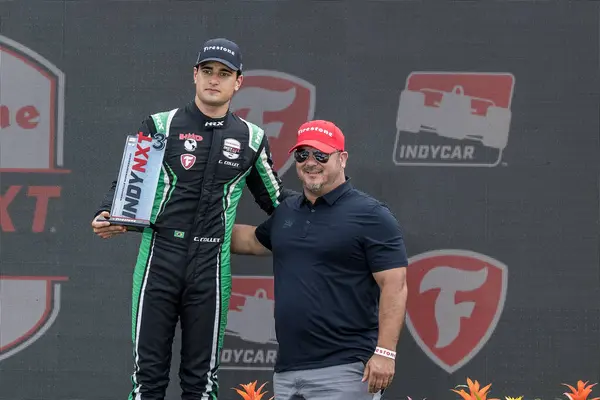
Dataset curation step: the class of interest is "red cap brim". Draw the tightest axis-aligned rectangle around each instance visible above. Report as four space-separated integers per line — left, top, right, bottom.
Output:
288 139 338 154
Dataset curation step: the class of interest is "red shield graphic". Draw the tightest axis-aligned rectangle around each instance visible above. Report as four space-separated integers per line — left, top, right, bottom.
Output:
0 276 68 361
231 70 316 177
0 35 68 173
180 154 196 170
405 250 507 373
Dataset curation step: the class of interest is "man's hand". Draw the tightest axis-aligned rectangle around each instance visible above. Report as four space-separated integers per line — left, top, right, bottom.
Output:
91 211 127 239
362 354 395 393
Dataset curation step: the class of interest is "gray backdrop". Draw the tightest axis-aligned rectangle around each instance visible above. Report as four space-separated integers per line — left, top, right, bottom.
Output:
1 1 599 399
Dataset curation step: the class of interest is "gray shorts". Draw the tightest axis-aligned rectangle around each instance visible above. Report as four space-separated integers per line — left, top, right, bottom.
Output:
273 361 384 400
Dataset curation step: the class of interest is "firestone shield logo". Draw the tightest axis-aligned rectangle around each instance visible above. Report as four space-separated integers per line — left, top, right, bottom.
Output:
0 276 68 361
230 70 316 177
393 72 515 167
180 154 196 170
405 250 508 373
221 276 277 371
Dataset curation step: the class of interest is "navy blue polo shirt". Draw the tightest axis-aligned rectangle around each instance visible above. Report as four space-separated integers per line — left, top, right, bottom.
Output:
254 178 408 373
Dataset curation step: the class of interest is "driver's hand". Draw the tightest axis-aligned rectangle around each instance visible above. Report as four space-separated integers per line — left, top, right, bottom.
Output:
91 211 127 239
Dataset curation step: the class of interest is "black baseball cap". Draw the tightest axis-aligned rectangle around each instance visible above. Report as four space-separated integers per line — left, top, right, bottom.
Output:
195 38 243 72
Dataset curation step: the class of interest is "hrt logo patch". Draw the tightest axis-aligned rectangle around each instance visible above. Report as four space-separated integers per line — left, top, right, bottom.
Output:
405 250 507 373
180 154 196 170
205 121 223 127
0 276 68 361
393 72 515 167
231 70 316 177
221 275 277 371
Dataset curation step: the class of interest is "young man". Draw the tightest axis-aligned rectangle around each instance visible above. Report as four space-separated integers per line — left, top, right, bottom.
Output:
231 120 409 400
91 38 288 400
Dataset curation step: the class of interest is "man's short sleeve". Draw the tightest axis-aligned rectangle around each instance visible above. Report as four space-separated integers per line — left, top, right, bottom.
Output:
254 215 274 251
363 204 409 272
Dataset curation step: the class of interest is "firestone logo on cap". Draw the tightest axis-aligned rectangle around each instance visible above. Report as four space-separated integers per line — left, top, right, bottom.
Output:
291 120 345 153
297 126 334 137
203 45 235 55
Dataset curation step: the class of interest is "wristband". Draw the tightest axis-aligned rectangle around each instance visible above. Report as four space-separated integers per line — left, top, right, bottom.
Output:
375 346 396 360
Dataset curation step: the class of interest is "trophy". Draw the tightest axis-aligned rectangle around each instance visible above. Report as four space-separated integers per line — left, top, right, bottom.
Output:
97 131 167 232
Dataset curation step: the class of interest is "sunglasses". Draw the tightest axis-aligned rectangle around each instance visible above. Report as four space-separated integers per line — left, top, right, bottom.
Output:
294 149 339 164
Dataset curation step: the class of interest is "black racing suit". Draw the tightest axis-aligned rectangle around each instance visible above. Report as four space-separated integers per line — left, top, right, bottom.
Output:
95 101 287 400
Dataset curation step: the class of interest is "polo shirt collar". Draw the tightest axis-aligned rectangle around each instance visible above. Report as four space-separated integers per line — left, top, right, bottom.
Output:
301 176 352 206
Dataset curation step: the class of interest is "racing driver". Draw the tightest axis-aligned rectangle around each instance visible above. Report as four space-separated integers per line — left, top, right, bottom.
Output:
91 38 289 400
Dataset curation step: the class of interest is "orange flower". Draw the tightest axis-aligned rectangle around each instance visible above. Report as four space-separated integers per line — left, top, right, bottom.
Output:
233 380 274 400
563 380 600 400
451 378 500 400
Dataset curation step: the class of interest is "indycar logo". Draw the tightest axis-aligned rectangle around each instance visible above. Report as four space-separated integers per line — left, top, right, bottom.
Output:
393 72 516 167
221 276 277 371
223 138 241 160
231 70 316 177
0 276 68 361
405 250 507 373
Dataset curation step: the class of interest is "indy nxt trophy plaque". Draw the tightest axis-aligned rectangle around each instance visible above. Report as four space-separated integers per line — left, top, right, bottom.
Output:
98 130 167 232
97 110 174 231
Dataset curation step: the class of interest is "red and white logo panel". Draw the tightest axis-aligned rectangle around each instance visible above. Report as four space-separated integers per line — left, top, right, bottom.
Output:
0 276 68 361
393 72 516 167
405 250 508 373
221 275 277 371
231 70 316 177
0 36 68 233
0 35 67 173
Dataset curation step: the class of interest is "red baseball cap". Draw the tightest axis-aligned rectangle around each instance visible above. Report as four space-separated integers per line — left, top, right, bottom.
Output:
288 120 345 154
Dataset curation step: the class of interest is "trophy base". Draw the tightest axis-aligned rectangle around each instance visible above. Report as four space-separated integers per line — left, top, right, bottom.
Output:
96 215 150 233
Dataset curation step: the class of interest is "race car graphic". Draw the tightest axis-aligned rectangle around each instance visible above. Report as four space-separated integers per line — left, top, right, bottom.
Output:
226 288 277 345
220 276 278 371
396 84 511 150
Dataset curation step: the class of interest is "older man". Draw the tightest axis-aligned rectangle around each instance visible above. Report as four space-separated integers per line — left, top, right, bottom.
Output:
231 120 409 400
